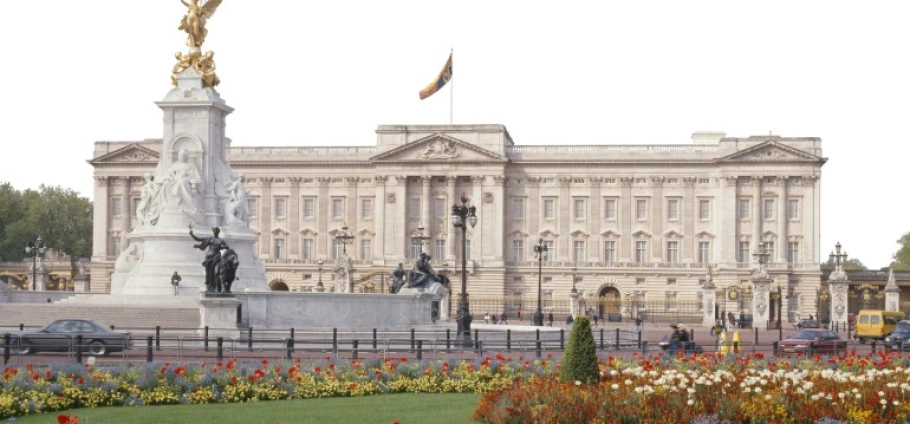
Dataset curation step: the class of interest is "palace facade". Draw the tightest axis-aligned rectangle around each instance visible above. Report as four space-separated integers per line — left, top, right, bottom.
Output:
88 124 826 322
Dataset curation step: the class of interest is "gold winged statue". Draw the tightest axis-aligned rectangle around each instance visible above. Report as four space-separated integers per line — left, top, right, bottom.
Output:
179 0 223 48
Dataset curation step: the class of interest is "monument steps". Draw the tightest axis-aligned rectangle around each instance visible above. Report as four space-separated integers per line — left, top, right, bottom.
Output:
55 294 201 308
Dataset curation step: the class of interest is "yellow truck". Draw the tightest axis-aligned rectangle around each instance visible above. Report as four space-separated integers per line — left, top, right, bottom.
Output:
855 309 906 344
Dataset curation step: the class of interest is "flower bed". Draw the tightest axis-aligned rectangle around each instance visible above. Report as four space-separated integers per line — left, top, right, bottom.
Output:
0 355 556 419
473 351 910 424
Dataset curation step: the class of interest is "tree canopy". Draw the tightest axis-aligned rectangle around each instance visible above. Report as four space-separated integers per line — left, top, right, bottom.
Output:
820 257 867 272
891 231 910 271
0 182 92 262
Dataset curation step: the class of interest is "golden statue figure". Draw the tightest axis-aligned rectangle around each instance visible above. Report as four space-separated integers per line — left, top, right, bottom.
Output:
194 51 221 88
178 0 223 48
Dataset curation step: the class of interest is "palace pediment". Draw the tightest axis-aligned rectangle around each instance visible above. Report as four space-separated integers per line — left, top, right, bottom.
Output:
89 143 161 164
719 141 825 163
370 133 507 163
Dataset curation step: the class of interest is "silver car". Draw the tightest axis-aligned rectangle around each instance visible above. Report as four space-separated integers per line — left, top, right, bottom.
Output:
8 319 131 356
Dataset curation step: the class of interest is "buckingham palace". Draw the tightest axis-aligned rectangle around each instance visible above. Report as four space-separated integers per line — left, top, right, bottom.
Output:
88 124 825 322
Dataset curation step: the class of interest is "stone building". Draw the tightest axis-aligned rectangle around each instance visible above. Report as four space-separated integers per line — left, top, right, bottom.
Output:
88 124 825 321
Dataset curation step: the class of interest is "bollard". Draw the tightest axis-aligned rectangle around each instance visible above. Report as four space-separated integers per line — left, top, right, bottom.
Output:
19 324 23 331
615 328 620 350
535 329 542 358
872 341 877 354
599 328 604 350
641 341 648 355
285 338 294 360
332 328 338 357
352 340 359 360
560 329 565 350
146 336 153 363
75 335 83 364
410 329 416 352
2 334 9 365
216 337 224 362
111 325 115 331
248 327 253 352
474 329 479 346
506 329 512 352
637 329 642 349
446 329 451 350
476 340 482 356
204 326 210 352
416 340 423 360
290 328 295 341
373 328 378 349
155 326 161 351
773 341 779 355
732 330 741 354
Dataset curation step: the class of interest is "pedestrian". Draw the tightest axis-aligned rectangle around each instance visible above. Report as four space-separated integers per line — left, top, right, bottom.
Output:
547 312 554 326
592 314 599 327
501 311 508 325
491 314 498 325
517 306 522 320
566 315 574 327
484 312 491 324
170 271 181 295
727 311 736 327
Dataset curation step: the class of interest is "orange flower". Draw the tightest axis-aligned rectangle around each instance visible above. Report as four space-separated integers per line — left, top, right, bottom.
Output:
57 415 78 424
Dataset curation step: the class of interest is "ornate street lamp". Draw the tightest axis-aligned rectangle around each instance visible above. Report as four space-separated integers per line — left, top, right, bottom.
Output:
24 235 47 291
829 241 848 271
753 244 771 272
451 192 478 348
316 259 325 292
335 224 355 256
412 224 431 256
532 239 548 326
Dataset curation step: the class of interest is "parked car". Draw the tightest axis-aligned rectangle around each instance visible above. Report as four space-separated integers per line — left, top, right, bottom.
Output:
884 320 910 352
778 329 847 355
8 319 131 356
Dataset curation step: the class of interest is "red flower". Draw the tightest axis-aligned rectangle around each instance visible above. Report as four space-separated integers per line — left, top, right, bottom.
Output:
261 359 269 367
77 377 84 385
57 414 79 424
45 370 52 379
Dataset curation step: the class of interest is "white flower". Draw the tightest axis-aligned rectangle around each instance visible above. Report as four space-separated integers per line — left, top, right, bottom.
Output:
575 380 581 386
625 379 633 386
687 399 694 406
611 384 619 390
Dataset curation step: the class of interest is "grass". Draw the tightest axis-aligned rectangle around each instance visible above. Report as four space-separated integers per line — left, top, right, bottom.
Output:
8 393 482 424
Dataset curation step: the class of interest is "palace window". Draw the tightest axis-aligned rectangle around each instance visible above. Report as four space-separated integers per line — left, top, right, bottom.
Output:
360 239 372 261
738 199 751 220
573 198 586 219
788 199 800 221
512 240 524 261
303 198 315 218
763 199 775 221
763 242 776 262
302 238 314 259
274 198 287 219
666 199 679 220
698 199 710 220
410 239 422 259
604 198 617 220
573 241 585 262
274 239 285 259
665 292 678 311
112 198 122 216
788 241 800 263
408 197 420 217
666 241 678 263
435 198 446 217
513 198 525 220
698 241 710 264
603 240 615 263
635 241 647 263
635 199 648 220
435 239 445 260
110 237 121 256
332 239 343 259
738 241 750 263
248 198 258 217
465 239 472 261
361 199 373 219
543 198 555 219
332 198 344 219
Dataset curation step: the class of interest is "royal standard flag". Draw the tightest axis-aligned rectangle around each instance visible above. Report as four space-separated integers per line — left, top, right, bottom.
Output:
419 53 453 100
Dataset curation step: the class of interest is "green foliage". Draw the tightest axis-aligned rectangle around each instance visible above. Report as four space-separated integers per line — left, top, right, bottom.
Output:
0 183 92 261
559 315 600 384
820 257 866 272
891 231 910 271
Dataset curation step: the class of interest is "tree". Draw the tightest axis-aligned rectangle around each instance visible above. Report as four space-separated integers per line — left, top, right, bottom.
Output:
559 315 600 384
0 183 92 261
891 231 910 271
820 257 867 272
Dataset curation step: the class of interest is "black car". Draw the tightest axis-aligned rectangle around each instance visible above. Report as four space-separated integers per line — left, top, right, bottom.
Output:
8 319 131 356
884 320 910 352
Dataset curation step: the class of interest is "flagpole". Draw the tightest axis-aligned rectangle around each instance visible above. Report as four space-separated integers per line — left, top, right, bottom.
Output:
449 48 454 125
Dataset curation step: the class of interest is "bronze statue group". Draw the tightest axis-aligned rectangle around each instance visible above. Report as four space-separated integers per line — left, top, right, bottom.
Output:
190 226 239 294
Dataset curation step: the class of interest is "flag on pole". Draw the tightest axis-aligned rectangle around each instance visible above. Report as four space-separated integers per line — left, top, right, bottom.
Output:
418 53 453 100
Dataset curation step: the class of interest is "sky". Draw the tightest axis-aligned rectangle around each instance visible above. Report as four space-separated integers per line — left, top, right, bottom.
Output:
1 1 907 268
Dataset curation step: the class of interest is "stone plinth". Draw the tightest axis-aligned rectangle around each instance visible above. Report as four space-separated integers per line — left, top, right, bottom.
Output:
240 292 435 329
829 270 850 325
702 281 717 326
199 295 241 338
751 277 773 329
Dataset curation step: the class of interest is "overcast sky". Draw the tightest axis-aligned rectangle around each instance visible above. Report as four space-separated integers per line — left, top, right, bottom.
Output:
1 1 907 268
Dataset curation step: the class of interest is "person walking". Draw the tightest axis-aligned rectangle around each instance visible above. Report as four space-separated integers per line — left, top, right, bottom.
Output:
566 315 574 327
592 314 599 327
500 311 508 325
170 271 181 295
547 312 554 326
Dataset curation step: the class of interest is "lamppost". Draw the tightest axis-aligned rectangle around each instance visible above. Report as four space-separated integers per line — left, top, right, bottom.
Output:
412 224 431 256
753 244 771 273
335 224 355 256
532 239 548 326
451 192 478 348
316 259 325 292
829 241 848 270
24 235 47 291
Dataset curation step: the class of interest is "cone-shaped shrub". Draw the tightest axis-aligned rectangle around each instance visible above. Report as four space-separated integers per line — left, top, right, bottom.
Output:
559 315 599 384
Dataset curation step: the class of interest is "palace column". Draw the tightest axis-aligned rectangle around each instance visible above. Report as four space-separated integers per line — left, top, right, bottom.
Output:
445 176 457 261
316 177 330 259
393 176 408 260
91 176 110 260
421 175 432 239
650 177 664 261
471 176 484 261
258 177 274 259
558 177 571 261
619 177 633 261
682 177 697 261
719 176 738 265
117 177 131 252
804 175 819 267
776 176 788 263
288 177 301 259
492 175 506 262
752 176 763 255
527 176 541 245
346 177 359 257
374 176 387 264
588 177 602 262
